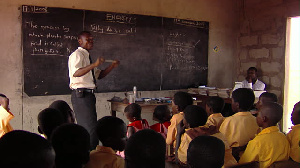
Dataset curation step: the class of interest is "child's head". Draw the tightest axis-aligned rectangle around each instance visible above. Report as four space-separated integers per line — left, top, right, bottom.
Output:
153 105 171 123
205 96 225 115
51 123 90 168
291 101 300 125
37 108 65 139
187 135 225 168
0 130 55 168
256 92 278 110
256 102 283 128
49 100 75 123
0 93 9 110
184 105 208 128
96 116 127 151
172 91 193 113
124 103 142 122
125 129 165 168
231 88 255 113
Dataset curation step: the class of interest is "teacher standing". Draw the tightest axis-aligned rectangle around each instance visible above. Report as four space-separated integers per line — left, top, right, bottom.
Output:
68 31 120 150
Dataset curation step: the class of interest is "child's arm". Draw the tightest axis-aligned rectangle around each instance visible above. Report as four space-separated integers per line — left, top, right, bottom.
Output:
175 120 185 163
166 116 176 145
127 126 135 138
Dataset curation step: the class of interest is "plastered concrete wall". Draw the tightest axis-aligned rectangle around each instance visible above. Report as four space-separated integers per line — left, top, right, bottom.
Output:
0 0 238 133
235 0 300 103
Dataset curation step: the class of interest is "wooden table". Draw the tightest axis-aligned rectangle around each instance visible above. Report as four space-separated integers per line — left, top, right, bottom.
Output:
108 100 172 117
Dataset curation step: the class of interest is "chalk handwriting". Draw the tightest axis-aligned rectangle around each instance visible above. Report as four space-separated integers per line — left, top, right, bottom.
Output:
106 13 137 24
25 21 38 29
90 24 136 35
174 19 208 29
23 6 48 13
169 32 186 38
25 21 77 56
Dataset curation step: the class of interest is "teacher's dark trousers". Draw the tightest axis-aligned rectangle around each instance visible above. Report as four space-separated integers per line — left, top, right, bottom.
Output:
71 90 99 150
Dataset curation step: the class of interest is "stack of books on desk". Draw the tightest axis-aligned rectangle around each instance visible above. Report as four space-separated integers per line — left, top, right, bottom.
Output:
188 88 208 95
208 89 218 96
217 88 231 98
188 87 232 98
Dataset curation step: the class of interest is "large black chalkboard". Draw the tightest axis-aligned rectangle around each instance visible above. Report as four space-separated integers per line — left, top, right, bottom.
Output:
22 5 208 96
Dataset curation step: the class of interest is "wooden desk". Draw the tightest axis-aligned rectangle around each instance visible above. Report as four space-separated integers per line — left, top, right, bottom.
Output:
108 100 172 117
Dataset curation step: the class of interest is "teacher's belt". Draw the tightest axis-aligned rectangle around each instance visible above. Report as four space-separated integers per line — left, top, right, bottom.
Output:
73 88 96 93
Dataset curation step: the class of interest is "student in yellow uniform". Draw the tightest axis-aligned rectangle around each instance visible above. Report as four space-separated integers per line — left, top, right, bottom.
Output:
287 101 300 163
85 116 126 168
219 88 259 148
205 96 225 130
176 105 236 167
251 92 278 116
0 93 14 138
166 92 193 147
239 102 290 168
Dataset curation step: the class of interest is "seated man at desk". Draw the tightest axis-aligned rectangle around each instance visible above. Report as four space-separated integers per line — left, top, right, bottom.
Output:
234 67 265 91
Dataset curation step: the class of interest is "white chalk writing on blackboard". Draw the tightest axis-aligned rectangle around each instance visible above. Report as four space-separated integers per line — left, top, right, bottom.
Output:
106 13 137 24
174 19 207 28
24 20 77 57
169 32 186 38
23 6 48 13
90 24 136 35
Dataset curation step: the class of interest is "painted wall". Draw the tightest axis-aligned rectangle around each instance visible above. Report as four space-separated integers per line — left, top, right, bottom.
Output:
0 0 238 133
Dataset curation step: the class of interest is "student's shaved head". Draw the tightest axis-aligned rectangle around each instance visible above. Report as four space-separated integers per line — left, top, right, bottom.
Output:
260 102 283 126
292 101 300 125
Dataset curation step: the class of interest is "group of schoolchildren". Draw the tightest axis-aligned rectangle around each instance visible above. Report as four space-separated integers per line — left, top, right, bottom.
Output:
0 88 299 168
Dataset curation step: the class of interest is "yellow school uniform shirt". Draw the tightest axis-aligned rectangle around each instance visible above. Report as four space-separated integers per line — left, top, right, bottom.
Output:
177 128 193 164
166 112 184 145
0 106 14 138
84 146 124 168
178 128 237 167
239 126 290 168
287 124 300 163
205 113 225 130
219 112 259 147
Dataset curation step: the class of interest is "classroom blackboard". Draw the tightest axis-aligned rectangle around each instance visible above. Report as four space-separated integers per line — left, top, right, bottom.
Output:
22 5 208 96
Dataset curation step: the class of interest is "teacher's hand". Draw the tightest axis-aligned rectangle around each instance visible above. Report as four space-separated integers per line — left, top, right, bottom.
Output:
112 60 120 68
94 57 105 67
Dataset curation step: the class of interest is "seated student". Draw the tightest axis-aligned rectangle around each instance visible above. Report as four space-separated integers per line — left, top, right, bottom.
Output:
49 100 76 123
253 92 278 114
0 93 14 138
150 105 172 139
51 123 90 168
176 105 236 166
0 130 55 168
125 129 166 168
234 67 265 91
124 103 149 138
37 107 66 139
166 91 193 147
205 96 225 130
239 102 290 167
187 135 225 168
219 88 259 148
85 116 127 168
287 101 300 163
